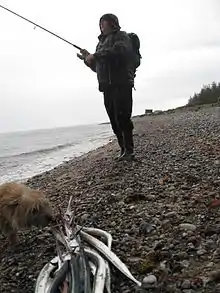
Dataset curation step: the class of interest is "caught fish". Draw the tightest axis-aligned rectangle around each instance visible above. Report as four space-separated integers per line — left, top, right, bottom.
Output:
78 226 112 293
69 256 79 293
105 262 111 293
85 248 106 293
34 257 59 293
80 230 142 287
79 243 92 293
79 226 113 249
89 261 97 275
48 260 69 293
35 198 142 293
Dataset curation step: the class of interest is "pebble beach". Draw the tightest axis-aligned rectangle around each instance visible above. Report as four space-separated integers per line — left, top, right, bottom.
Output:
0 105 220 293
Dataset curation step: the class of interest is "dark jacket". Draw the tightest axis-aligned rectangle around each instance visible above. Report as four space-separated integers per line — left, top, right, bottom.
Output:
85 29 135 92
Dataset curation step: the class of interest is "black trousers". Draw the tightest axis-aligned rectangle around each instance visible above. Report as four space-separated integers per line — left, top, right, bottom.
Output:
103 85 134 153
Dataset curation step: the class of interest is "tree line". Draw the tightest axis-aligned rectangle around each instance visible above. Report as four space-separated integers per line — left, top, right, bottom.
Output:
187 82 220 106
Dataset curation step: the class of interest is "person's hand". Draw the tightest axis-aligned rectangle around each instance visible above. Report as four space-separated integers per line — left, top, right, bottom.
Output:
85 54 95 65
77 53 84 60
77 49 90 61
80 49 90 58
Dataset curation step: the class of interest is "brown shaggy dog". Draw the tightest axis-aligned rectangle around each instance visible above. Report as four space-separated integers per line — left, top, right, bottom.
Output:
0 182 53 244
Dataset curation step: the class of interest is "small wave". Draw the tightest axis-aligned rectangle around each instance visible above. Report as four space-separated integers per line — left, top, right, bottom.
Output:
0 142 76 160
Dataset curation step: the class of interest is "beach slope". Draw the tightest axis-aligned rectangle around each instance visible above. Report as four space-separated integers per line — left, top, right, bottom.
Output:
0 106 220 292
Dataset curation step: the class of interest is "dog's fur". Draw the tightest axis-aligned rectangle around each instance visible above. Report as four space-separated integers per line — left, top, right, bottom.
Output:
0 182 53 244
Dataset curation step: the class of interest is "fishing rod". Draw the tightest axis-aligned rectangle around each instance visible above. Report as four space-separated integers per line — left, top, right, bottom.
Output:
0 4 82 50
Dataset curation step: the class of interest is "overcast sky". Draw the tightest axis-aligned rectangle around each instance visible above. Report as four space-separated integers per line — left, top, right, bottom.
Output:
0 0 220 133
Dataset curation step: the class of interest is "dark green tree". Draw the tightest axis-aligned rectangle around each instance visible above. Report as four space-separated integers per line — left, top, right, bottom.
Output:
187 82 220 106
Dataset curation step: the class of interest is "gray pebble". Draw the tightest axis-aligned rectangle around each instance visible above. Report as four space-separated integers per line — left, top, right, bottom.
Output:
164 211 177 218
180 223 197 231
197 249 207 256
182 279 191 289
142 275 157 288
146 194 156 201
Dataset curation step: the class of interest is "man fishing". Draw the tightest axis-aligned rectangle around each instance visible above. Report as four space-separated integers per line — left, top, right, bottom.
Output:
78 13 138 161
0 6 140 161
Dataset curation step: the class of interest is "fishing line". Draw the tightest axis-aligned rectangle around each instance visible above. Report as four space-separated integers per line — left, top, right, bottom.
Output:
0 4 82 50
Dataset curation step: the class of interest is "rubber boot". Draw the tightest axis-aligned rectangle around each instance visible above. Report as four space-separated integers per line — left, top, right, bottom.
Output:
119 130 135 161
114 132 125 160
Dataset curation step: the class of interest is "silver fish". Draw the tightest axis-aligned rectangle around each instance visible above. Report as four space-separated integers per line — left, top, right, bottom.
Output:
88 257 111 293
105 262 111 293
80 230 142 287
84 248 106 293
79 225 112 293
80 245 92 293
69 255 81 293
89 260 97 275
79 226 113 249
34 257 59 293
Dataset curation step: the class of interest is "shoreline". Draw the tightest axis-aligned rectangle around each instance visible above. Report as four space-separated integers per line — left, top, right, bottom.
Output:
0 130 114 185
22 136 114 184
0 106 220 292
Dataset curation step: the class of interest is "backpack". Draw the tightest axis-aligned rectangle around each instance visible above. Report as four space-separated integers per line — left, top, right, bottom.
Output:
127 32 142 69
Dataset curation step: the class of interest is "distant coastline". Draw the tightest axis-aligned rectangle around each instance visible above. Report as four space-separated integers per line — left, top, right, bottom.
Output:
99 122 111 125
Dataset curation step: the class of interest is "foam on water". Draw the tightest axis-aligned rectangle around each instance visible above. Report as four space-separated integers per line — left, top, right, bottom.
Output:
0 124 112 184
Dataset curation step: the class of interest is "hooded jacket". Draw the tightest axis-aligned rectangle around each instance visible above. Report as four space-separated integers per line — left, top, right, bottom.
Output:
85 14 135 92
